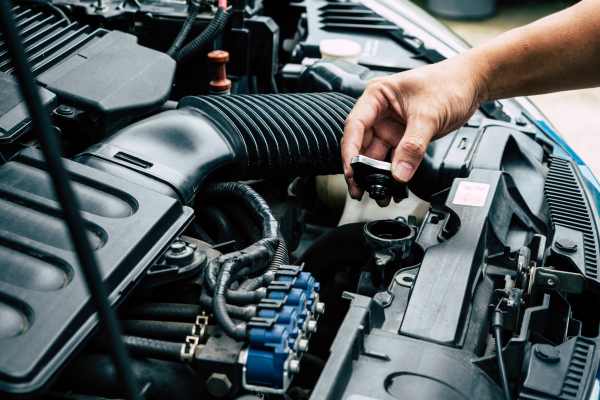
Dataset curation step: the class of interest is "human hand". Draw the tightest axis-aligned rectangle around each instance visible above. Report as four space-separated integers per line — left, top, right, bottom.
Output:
341 55 489 199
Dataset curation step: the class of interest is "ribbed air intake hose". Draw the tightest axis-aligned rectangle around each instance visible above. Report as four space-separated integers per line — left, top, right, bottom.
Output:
180 92 354 178
77 92 355 205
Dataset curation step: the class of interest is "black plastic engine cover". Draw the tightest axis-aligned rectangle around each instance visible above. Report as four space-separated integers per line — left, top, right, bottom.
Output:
0 148 193 393
37 30 175 118
0 3 175 140
0 72 56 143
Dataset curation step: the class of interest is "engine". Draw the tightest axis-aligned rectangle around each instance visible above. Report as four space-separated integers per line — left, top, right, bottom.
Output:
0 1 599 399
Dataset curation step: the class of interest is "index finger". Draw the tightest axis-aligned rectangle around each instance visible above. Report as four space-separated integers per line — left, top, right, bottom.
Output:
341 93 384 176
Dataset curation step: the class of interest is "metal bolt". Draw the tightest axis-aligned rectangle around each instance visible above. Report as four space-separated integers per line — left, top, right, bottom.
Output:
56 105 74 116
373 291 393 307
94 0 108 12
170 240 187 253
297 338 309 352
206 373 232 398
306 319 317 333
315 302 325 315
289 359 301 374
368 184 388 201
546 278 556 287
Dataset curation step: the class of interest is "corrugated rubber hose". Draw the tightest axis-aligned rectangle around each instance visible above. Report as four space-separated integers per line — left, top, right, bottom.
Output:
167 3 200 57
202 182 283 305
175 7 230 63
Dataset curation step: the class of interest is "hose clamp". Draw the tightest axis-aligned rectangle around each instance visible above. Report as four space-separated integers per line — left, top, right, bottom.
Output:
181 335 200 363
192 314 209 339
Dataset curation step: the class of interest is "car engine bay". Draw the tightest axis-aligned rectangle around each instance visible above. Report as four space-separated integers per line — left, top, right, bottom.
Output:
0 0 600 399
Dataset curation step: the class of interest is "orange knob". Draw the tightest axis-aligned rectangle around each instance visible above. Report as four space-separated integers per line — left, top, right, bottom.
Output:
208 50 231 94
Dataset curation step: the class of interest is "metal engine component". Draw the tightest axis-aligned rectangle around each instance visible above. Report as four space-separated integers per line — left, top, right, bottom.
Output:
2 1 600 399
243 265 323 393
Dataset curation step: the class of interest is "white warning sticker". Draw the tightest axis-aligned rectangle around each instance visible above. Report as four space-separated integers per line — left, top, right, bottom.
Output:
452 181 490 207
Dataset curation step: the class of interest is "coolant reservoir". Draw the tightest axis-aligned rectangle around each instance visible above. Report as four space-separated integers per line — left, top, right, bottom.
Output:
319 38 362 64
315 174 429 226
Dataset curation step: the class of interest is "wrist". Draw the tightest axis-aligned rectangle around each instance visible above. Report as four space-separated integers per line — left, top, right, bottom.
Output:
461 48 493 103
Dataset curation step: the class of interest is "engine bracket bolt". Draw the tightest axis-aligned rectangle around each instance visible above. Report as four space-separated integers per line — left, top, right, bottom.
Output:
297 338 309 352
206 373 232 398
315 302 325 315
288 359 301 374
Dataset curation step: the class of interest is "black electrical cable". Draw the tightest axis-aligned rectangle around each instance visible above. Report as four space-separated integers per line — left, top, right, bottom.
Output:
201 182 282 305
213 258 250 340
211 241 274 339
167 3 200 58
199 293 256 320
240 239 288 290
175 7 230 63
0 3 141 399
493 311 511 400
204 257 267 304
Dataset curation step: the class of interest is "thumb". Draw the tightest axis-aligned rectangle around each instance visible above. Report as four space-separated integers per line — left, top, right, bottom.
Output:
391 117 436 182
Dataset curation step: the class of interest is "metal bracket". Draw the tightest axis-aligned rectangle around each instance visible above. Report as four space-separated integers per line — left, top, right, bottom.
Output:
191 314 209 339
530 267 585 294
180 335 201 363
248 316 277 328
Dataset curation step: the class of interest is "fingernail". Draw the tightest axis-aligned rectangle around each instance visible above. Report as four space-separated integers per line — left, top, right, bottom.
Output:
394 161 414 182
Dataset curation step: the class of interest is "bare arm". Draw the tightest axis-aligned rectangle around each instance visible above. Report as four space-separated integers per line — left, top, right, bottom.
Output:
342 0 600 199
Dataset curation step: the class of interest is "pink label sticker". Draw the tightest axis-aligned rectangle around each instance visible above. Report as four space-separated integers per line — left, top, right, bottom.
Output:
453 181 490 207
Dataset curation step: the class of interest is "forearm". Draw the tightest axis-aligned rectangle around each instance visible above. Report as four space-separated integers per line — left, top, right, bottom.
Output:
464 0 600 100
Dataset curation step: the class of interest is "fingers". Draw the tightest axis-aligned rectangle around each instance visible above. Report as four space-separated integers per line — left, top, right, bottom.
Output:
342 94 381 170
391 116 436 182
342 89 386 199
364 136 390 160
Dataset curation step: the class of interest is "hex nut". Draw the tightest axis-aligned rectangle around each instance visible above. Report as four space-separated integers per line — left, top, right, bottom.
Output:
289 359 301 374
297 338 309 352
206 373 232 398
315 302 325 315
